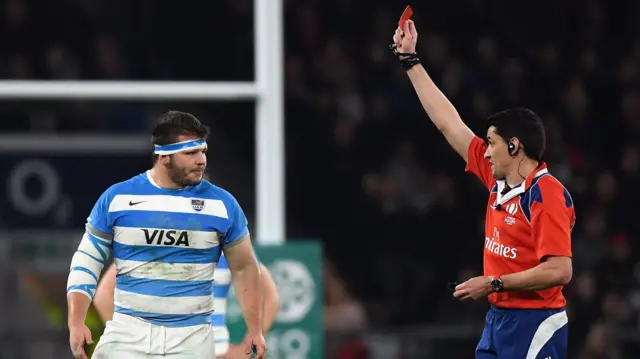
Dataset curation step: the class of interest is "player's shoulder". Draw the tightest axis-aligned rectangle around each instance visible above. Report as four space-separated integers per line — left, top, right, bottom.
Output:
100 173 149 199
192 179 240 206
530 173 573 208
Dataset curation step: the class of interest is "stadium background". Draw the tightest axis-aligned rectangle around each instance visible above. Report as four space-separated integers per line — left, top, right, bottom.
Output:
0 0 639 358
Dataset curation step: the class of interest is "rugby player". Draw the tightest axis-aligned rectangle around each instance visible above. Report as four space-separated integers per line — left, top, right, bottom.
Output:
93 254 280 358
66 111 267 358
392 20 575 358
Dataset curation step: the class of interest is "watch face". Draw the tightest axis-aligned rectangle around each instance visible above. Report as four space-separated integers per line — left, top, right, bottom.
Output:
492 279 503 291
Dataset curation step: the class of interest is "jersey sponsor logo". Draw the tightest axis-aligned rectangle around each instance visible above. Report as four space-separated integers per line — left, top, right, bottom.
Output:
485 228 517 259
485 237 518 259
191 199 205 212
141 229 190 246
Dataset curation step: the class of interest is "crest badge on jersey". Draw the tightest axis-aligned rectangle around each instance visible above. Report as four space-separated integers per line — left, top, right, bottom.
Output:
191 199 205 212
504 203 518 225
505 203 518 216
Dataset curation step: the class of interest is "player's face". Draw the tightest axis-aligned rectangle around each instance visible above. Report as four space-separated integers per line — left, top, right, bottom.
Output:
484 126 510 179
168 150 207 186
166 136 207 187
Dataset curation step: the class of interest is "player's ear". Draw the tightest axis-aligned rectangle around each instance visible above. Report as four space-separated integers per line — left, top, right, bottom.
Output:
158 154 170 165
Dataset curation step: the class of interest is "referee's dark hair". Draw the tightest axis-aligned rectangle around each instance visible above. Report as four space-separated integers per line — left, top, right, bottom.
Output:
486 108 546 161
151 111 210 163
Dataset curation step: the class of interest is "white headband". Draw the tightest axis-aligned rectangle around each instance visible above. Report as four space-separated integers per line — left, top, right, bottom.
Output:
154 139 207 155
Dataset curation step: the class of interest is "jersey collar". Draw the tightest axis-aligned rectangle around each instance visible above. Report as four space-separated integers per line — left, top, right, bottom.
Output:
146 170 161 188
523 162 548 191
495 162 548 206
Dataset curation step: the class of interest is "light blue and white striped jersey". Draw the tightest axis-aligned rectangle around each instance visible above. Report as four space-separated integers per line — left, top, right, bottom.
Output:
212 254 232 346
68 170 248 327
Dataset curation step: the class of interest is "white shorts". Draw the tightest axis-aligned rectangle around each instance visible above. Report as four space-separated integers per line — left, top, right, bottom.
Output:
213 326 230 358
93 313 216 359
215 342 229 358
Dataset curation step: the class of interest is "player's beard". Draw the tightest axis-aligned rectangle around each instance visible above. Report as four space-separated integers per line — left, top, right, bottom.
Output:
167 158 204 187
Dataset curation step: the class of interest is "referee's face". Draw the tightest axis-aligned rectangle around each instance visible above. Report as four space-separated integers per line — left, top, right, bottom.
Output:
485 126 509 180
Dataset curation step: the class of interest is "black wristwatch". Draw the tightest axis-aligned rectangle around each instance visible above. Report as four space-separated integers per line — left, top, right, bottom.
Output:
490 277 504 292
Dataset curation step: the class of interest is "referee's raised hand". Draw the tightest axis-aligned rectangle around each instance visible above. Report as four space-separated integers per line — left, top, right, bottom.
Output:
68 321 93 359
392 20 418 56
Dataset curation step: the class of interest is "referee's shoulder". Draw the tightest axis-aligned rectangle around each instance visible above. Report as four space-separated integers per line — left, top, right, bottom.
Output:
534 173 573 207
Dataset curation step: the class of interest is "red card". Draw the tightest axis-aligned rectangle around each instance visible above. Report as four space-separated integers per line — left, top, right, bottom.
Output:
398 5 413 29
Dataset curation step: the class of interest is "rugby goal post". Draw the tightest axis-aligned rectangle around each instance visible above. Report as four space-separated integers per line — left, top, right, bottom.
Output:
0 0 284 245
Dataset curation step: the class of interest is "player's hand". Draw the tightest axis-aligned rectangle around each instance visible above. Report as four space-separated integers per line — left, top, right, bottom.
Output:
242 331 267 359
453 276 493 300
392 20 418 55
68 322 93 359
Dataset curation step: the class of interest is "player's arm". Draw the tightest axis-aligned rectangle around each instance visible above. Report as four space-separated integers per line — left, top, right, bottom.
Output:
501 183 574 291
92 263 117 323
66 190 114 358
67 225 113 324
225 237 263 334
226 262 280 358
394 21 475 161
221 194 267 357
260 263 280 333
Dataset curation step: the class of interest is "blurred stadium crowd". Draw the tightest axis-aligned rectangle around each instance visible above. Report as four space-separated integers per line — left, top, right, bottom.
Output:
1 0 640 358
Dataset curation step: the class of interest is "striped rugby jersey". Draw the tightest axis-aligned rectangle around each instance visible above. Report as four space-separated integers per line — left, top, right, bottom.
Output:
68 170 248 327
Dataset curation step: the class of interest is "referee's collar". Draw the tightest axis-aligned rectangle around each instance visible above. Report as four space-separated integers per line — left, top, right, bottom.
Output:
495 162 548 205
523 162 548 191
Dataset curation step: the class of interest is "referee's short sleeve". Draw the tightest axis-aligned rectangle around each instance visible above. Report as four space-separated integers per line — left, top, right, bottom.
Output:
465 136 495 191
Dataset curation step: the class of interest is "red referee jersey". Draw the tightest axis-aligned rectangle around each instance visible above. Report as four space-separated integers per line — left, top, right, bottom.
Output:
465 136 575 309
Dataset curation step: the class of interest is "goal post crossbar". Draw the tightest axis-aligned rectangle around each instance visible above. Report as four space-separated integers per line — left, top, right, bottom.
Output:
0 81 259 100
0 0 284 245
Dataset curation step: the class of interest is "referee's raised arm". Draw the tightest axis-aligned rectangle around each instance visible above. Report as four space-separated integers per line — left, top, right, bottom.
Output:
391 20 475 162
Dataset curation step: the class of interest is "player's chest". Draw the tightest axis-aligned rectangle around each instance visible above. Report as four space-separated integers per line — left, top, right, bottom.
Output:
114 210 226 233
111 195 230 232
110 195 229 248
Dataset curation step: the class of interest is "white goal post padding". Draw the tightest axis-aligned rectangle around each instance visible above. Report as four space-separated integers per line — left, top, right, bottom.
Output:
0 0 284 245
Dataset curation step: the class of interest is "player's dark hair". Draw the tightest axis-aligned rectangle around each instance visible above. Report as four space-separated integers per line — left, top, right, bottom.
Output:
486 108 546 161
151 111 210 163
